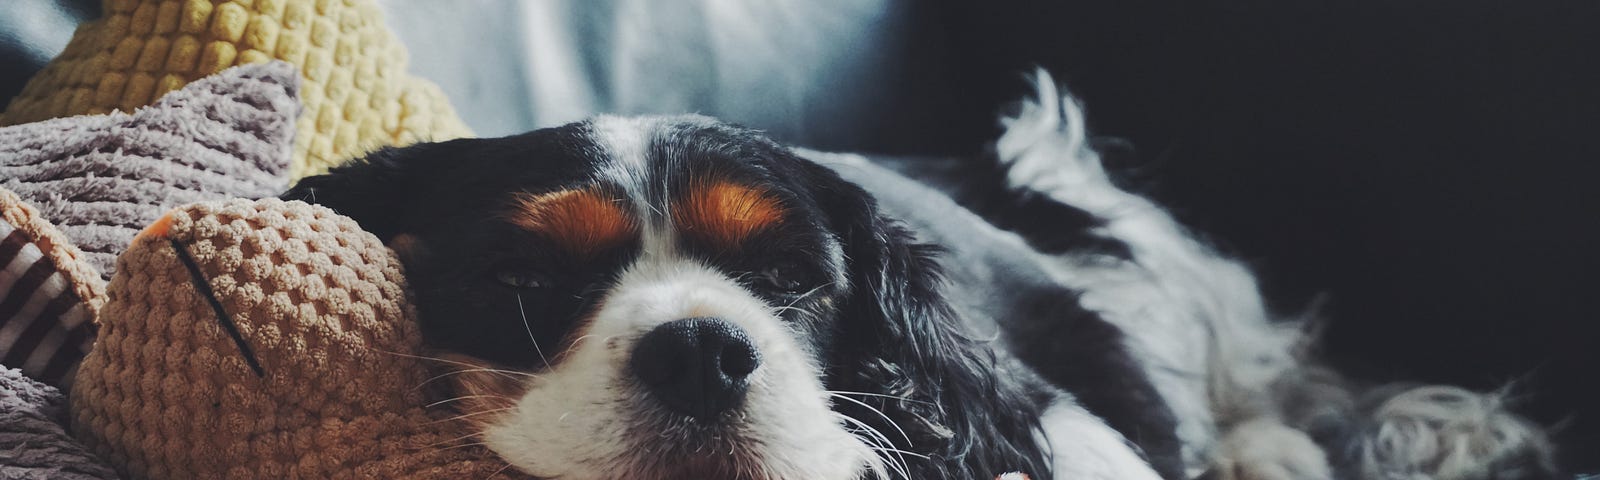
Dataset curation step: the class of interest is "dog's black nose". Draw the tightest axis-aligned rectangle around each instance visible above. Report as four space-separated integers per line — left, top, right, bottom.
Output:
629 317 761 420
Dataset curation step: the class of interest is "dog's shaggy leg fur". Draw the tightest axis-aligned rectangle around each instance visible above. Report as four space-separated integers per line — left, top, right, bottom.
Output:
1217 419 1333 480
993 69 1560 480
1343 385 1558 480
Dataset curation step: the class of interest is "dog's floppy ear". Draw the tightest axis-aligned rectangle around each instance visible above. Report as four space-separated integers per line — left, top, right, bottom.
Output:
804 164 1052 479
282 144 439 241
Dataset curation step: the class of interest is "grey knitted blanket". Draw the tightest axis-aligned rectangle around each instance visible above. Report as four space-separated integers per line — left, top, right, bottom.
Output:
0 62 298 279
0 365 117 479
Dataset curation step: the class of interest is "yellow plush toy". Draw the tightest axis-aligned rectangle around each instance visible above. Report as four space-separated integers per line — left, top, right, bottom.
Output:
0 0 472 179
70 199 529 479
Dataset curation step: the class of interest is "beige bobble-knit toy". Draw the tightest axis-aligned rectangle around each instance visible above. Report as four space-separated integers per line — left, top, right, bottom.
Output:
70 199 529 479
0 0 472 179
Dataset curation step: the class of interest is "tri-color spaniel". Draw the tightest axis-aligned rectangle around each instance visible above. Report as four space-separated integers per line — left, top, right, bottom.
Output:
285 72 1559 480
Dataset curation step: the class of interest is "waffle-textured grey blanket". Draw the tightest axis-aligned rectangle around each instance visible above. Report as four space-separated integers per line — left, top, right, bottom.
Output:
0 62 298 279
0 366 117 479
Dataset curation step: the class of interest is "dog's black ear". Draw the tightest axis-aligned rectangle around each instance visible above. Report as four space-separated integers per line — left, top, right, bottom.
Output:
806 165 1052 479
282 145 436 241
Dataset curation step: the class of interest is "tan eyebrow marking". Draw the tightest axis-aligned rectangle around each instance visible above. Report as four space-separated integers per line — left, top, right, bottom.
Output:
503 188 636 257
673 180 785 247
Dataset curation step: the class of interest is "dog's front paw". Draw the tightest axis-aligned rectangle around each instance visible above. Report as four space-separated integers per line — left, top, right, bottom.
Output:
1216 419 1332 480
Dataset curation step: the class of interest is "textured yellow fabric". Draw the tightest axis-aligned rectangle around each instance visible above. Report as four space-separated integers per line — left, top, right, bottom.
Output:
0 0 473 179
71 199 528 479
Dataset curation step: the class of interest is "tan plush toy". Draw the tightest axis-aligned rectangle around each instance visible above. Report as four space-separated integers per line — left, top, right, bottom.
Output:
69 199 529 479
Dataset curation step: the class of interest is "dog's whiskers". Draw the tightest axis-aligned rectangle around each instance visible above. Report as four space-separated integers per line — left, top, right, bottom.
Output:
421 430 485 449
827 389 933 406
363 346 484 370
426 394 515 409
485 460 516 479
837 414 902 464
566 334 598 346
516 292 553 367
769 282 834 318
437 441 492 452
416 367 538 391
770 305 815 317
360 347 537 393
838 412 913 479
829 392 918 445
426 406 518 426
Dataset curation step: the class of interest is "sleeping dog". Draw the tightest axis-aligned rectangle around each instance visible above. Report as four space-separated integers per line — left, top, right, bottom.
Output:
284 73 1558 480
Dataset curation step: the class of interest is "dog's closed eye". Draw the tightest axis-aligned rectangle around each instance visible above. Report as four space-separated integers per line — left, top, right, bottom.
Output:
493 268 549 289
754 261 811 296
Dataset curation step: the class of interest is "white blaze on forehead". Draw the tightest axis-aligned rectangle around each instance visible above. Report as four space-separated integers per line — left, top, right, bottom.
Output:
590 115 678 258
590 115 656 190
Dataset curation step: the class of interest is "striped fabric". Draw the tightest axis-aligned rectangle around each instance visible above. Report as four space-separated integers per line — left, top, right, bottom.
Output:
0 218 94 387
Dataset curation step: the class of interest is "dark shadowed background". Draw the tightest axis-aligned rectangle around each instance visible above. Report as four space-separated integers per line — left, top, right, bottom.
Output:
5 0 1596 471
933 2 1600 470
